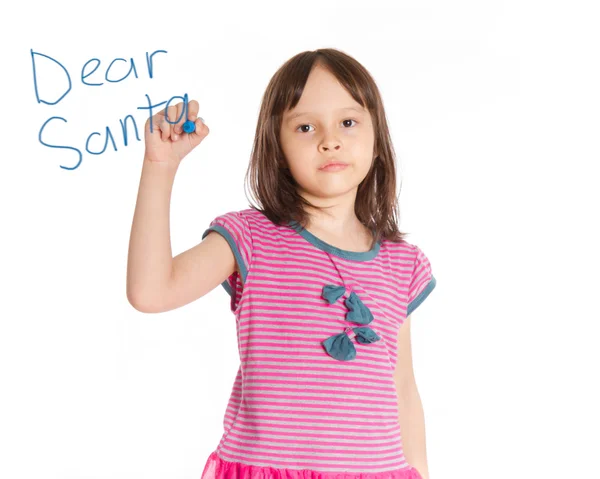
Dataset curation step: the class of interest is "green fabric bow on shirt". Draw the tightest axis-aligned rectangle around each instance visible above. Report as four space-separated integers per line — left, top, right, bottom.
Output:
321 285 381 361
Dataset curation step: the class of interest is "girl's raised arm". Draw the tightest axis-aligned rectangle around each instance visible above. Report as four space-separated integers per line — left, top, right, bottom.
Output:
126 99 235 313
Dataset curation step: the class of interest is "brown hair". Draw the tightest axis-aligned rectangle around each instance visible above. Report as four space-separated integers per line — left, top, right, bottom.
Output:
244 48 408 246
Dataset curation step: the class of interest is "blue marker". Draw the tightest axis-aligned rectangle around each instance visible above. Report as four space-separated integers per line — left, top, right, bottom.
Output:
183 120 195 133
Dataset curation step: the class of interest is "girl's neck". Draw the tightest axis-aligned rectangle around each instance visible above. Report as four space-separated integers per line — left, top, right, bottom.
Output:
303 219 374 253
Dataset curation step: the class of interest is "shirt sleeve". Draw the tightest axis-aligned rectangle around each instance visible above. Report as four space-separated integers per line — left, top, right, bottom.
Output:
407 244 437 316
201 210 254 299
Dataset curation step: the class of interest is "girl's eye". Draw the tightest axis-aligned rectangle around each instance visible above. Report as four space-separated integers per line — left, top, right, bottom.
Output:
296 119 357 133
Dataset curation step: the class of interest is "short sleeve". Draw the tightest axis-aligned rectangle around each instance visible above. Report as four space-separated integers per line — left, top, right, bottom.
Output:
201 210 254 299
407 245 437 316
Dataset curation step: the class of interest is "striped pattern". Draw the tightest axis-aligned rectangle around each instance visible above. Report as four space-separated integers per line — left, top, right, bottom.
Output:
200 208 436 478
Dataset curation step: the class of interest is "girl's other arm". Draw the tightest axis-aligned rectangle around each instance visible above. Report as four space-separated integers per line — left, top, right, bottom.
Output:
394 315 431 479
397 381 430 479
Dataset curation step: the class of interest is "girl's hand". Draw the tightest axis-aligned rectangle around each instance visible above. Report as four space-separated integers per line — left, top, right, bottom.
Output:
143 99 209 166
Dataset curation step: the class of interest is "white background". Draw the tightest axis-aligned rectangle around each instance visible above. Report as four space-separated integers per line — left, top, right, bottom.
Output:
1 1 599 478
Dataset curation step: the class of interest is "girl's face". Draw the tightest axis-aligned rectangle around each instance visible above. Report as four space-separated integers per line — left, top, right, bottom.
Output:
280 66 376 205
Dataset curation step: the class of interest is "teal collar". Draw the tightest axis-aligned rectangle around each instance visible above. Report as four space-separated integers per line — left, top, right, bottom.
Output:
288 220 381 261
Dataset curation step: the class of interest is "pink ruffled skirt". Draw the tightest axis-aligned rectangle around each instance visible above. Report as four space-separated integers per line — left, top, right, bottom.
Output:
200 451 423 479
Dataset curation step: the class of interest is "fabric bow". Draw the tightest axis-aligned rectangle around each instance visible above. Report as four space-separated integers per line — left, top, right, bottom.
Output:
322 284 346 304
321 284 381 361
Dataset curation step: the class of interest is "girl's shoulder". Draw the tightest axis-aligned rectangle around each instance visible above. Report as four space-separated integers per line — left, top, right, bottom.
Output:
237 207 292 232
207 207 286 246
380 236 421 255
210 207 270 228
380 238 435 278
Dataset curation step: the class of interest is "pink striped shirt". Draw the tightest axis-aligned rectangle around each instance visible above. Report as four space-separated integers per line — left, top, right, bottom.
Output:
200 207 436 479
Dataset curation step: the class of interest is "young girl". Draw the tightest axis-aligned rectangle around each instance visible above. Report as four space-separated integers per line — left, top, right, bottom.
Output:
127 48 437 479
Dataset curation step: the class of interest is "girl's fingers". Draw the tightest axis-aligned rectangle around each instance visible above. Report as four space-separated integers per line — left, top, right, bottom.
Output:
187 100 199 123
173 99 197 139
165 105 178 141
188 100 208 143
157 108 169 141
190 117 209 143
173 101 185 136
